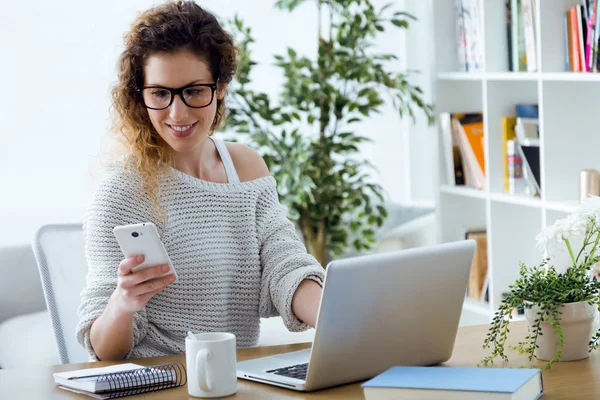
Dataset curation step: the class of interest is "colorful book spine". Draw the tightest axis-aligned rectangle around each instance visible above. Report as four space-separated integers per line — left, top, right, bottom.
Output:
455 0 468 72
565 11 571 71
452 115 485 190
594 0 600 71
522 0 537 72
470 0 485 71
586 0 597 71
507 139 527 195
461 0 484 72
570 6 582 72
577 5 587 71
511 0 521 71
502 117 517 192
506 0 513 71
516 0 527 71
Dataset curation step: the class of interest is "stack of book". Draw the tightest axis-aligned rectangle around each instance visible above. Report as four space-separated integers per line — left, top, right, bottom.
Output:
502 104 541 197
565 1 600 72
440 112 485 190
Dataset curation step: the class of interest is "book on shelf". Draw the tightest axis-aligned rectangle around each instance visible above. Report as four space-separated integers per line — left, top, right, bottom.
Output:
440 112 485 190
515 103 538 119
460 114 485 176
521 0 537 72
453 119 483 189
53 362 185 399
507 0 529 71
362 366 544 400
507 139 529 195
506 0 513 71
567 6 582 72
578 4 587 71
591 0 600 72
586 0 598 71
565 2 600 72
440 113 462 186
513 107 541 197
515 118 538 142
454 0 484 72
518 142 541 196
455 0 467 72
502 117 517 192
505 103 540 197
565 9 571 71
465 229 488 301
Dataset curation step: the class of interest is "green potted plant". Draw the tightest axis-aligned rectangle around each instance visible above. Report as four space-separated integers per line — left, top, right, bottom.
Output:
480 196 600 369
224 0 434 266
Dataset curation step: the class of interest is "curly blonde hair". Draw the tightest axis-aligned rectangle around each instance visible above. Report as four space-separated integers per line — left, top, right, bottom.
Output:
109 0 238 220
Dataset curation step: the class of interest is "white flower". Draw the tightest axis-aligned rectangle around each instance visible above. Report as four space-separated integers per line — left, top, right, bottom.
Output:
555 212 588 239
536 224 559 255
579 195 600 223
536 213 588 274
536 213 587 254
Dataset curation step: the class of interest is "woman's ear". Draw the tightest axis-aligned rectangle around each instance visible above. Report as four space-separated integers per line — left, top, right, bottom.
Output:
216 82 228 100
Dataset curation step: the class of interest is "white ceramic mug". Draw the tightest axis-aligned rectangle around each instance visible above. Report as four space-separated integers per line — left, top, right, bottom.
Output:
185 332 238 398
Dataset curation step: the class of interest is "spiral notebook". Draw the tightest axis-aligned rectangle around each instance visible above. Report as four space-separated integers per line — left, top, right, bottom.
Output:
53 362 186 399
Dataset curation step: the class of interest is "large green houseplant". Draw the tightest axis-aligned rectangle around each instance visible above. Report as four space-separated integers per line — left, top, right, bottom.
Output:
480 196 600 369
225 0 433 266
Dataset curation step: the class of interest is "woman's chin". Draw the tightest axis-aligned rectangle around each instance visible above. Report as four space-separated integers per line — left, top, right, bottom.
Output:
163 130 209 153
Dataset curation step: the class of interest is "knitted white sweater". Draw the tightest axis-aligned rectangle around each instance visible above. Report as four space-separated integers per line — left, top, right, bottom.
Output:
76 143 324 360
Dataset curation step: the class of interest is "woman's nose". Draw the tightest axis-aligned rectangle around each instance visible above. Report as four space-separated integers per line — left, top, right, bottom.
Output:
169 95 189 120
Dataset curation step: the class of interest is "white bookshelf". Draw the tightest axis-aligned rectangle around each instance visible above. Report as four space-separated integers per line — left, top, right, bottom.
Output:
434 0 600 326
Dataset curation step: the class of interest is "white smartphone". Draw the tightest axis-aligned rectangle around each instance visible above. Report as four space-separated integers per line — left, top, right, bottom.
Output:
113 222 178 281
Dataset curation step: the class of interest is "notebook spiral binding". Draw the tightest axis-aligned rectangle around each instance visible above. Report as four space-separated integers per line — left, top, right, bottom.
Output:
98 362 186 398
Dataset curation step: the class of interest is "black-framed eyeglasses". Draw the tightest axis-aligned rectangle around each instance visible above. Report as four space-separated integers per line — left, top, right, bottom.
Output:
138 83 217 110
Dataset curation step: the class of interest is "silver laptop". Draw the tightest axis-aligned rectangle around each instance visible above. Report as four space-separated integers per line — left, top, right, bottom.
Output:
237 240 476 391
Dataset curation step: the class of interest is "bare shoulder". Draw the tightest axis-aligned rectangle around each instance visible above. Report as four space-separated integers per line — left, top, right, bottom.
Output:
225 142 271 182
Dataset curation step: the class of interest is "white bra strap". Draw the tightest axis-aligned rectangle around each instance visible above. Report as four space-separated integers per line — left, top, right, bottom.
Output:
209 137 240 184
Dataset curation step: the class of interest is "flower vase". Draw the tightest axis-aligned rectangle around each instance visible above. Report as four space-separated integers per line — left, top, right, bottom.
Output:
524 301 598 361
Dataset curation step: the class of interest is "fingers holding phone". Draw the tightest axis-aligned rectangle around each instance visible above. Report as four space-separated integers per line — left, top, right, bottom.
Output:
112 223 178 313
113 255 176 313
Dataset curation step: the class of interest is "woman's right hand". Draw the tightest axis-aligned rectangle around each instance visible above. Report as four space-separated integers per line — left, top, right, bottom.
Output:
111 255 176 314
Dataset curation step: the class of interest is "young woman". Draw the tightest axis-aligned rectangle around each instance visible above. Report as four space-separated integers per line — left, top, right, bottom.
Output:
76 1 323 361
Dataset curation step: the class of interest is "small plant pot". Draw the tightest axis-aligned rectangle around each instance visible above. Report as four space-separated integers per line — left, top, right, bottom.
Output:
524 301 598 361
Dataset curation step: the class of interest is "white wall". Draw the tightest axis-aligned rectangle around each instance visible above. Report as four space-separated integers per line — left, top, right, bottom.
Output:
405 0 436 205
0 0 434 247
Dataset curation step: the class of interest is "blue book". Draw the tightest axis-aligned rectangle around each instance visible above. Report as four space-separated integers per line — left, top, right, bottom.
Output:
362 366 543 400
515 104 539 119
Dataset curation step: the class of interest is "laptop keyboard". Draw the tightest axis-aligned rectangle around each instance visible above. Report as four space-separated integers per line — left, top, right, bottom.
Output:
266 363 308 380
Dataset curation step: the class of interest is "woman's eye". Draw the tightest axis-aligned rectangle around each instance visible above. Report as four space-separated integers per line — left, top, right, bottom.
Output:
152 90 169 98
185 89 200 96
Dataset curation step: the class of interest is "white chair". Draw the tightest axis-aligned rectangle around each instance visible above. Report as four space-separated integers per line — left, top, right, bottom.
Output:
0 244 58 368
32 223 89 364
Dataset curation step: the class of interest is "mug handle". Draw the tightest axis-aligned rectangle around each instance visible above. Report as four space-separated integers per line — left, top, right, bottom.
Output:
196 349 212 392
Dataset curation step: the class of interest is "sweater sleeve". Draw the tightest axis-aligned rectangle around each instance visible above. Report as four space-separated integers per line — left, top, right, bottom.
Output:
76 170 150 360
256 182 325 332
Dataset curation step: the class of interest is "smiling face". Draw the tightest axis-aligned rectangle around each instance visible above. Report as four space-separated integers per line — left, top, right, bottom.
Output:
142 49 225 154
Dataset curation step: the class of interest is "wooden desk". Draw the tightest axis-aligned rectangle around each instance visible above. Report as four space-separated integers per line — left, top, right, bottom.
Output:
2 321 600 399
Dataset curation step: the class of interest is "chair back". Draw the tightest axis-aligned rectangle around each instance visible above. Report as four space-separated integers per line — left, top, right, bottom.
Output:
32 223 89 364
